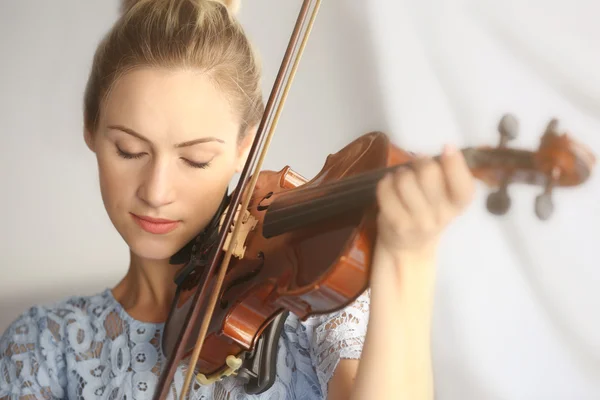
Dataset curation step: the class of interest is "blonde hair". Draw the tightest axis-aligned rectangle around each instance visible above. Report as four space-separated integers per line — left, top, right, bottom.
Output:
84 0 263 138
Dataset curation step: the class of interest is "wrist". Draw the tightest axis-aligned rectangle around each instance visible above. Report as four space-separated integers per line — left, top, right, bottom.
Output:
373 239 438 281
371 240 438 311
357 241 436 400
387 239 438 265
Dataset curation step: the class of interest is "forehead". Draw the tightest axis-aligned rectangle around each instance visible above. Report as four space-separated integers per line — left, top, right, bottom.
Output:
101 67 239 143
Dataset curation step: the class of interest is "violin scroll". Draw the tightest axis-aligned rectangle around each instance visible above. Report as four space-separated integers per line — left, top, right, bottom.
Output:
475 113 596 220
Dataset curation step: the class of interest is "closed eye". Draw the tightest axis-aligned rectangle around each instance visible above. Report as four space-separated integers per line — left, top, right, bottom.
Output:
116 146 210 169
117 147 145 159
182 159 211 169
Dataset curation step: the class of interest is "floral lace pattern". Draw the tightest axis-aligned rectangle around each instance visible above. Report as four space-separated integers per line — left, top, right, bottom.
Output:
0 289 369 399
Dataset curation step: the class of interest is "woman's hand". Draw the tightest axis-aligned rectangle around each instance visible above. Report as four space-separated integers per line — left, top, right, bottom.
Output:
375 144 475 265
344 145 475 400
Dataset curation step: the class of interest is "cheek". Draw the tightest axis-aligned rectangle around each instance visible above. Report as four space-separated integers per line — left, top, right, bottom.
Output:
96 152 135 212
187 167 233 206
182 163 236 224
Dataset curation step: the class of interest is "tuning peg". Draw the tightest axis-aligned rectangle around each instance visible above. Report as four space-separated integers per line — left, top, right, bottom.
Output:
486 184 511 215
535 167 559 220
498 113 519 147
543 118 560 139
534 192 554 220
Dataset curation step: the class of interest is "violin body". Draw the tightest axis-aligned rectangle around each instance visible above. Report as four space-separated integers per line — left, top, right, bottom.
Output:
163 132 412 378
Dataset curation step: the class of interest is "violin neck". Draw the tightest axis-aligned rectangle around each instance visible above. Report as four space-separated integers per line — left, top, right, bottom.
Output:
262 146 531 238
263 149 444 237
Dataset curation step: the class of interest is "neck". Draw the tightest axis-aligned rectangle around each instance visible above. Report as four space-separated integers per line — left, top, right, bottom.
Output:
112 250 183 323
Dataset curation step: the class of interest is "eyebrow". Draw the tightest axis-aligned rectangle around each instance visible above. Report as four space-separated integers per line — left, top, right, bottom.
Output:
107 125 225 147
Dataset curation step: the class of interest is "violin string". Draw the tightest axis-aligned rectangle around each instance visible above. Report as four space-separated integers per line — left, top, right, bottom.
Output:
263 178 381 237
263 167 415 237
268 146 495 211
264 148 490 236
266 162 407 218
271 156 420 207
264 191 376 237
265 145 543 235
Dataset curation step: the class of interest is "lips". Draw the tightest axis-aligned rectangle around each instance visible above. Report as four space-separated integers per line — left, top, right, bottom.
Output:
131 213 181 234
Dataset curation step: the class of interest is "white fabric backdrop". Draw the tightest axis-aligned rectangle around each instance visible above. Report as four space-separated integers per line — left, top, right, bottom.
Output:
0 1 598 399
365 0 600 398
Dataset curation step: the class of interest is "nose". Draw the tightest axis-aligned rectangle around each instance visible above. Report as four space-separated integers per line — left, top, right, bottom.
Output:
136 158 176 208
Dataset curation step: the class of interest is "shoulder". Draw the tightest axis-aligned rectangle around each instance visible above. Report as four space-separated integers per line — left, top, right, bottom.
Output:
1 290 115 353
0 289 114 398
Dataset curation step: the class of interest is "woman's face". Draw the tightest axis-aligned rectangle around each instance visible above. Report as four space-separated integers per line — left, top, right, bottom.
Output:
85 67 253 261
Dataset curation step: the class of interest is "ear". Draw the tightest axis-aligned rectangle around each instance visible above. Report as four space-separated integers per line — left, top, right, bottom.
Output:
235 126 257 173
84 128 96 153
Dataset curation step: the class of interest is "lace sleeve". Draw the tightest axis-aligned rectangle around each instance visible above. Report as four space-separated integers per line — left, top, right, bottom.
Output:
0 306 67 400
307 290 370 399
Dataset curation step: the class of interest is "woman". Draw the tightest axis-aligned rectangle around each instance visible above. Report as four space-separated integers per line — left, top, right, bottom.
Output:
0 0 474 399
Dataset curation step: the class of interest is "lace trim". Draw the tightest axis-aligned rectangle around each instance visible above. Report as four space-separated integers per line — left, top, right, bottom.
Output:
0 289 370 400
308 290 370 398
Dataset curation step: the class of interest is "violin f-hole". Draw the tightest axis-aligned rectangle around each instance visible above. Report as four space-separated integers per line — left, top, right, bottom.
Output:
257 192 274 211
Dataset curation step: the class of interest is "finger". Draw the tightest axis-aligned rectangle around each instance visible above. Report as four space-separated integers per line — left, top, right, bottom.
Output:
376 172 410 231
412 157 445 209
440 144 475 208
393 166 430 217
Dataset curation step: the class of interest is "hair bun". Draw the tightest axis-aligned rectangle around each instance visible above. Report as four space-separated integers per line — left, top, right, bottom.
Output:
120 0 241 16
213 0 240 15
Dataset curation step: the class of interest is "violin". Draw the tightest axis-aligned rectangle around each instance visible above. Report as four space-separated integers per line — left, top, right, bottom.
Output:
151 1 596 399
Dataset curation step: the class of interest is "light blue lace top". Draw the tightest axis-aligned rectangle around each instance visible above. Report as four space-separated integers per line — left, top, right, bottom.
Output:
0 288 369 399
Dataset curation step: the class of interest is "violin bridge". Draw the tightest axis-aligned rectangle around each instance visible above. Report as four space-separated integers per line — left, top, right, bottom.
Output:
219 204 258 259
195 354 244 385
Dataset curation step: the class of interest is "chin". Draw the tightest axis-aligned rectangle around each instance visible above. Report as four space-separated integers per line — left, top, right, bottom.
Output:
129 239 184 261
112 216 206 262
123 227 196 262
